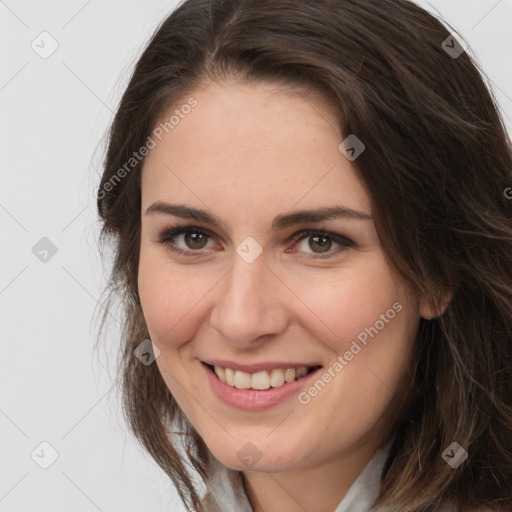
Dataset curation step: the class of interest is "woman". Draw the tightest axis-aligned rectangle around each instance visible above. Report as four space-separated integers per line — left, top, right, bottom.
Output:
96 0 512 510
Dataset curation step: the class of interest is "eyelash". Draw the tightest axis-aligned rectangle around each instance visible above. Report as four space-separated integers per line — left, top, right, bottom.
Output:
157 225 354 260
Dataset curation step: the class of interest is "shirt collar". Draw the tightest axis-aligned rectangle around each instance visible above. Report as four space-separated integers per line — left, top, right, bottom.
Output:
202 441 393 512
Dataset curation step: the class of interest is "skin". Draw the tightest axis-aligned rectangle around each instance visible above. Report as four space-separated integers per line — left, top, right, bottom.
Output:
137 80 438 512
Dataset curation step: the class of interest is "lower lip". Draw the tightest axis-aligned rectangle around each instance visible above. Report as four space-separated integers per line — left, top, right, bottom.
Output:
203 363 322 411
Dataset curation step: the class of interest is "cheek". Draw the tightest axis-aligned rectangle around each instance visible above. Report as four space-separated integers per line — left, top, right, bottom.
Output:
291 262 418 447
292 256 413 355
137 245 210 347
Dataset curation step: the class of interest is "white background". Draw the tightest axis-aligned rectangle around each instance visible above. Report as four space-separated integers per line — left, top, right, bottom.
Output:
1 1 511 510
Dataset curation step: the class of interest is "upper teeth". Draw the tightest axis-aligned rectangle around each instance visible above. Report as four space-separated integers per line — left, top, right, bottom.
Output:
213 365 310 390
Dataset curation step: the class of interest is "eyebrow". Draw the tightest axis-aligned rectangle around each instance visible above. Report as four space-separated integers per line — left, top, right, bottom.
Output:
145 202 372 232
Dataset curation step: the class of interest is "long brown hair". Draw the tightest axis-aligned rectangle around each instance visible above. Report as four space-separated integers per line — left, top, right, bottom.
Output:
96 0 512 510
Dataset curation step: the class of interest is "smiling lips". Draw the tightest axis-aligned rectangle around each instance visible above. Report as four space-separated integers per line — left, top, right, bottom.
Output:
203 362 322 391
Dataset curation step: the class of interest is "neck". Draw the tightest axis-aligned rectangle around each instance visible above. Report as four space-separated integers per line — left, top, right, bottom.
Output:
242 439 387 512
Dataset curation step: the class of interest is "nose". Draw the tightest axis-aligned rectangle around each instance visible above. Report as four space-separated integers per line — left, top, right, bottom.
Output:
209 250 289 348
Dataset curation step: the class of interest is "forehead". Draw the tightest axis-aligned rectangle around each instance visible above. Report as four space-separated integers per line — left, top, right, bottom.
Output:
140 80 371 220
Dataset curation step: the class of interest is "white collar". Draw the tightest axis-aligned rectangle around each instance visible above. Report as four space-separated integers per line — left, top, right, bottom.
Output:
201 441 393 512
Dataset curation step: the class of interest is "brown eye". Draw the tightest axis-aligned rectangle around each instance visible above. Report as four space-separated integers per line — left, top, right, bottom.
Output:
159 227 215 255
308 235 332 253
184 231 209 249
289 229 354 259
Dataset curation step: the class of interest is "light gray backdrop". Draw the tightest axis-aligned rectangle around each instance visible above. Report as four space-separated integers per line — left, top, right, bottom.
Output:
1 1 511 510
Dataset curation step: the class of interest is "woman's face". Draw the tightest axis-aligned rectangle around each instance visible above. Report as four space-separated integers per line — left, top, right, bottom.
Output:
138 80 423 473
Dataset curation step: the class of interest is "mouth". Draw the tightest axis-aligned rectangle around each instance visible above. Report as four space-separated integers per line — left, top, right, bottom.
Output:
202 362 323 391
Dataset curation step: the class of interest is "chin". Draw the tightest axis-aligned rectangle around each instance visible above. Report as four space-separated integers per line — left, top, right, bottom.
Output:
211 440 304 473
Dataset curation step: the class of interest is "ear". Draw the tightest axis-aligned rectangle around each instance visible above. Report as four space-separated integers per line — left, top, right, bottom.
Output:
419 287 454 320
